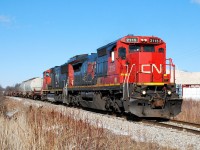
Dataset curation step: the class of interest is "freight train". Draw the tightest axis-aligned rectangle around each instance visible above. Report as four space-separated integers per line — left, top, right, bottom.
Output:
7 35 183 118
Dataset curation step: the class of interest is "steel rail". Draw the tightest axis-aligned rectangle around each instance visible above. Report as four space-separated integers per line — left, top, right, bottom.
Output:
141 120 200 135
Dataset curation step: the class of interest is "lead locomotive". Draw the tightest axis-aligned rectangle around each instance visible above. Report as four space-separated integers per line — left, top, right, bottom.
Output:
40 35 182 118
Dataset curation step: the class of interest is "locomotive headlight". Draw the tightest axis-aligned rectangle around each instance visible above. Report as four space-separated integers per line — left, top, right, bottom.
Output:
141 90 146 95
141 39 147 42
167 90 172 95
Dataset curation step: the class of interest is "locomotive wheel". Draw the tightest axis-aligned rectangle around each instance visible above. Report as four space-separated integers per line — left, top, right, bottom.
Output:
33 95 37 100
102 97 111 110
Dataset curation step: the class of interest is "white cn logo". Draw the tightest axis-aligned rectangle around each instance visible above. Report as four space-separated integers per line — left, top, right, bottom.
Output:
141 64 162 74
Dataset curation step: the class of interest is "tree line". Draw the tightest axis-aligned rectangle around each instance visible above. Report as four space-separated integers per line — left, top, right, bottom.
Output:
0 85 4 96
0 84 20 96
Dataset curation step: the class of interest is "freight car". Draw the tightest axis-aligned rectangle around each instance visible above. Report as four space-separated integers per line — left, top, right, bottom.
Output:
10 77 43 99
41 35 183 118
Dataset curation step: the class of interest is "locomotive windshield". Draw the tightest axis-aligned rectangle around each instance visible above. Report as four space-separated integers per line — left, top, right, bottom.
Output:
129 45 141 52
143 45 155 52
129 45 155 53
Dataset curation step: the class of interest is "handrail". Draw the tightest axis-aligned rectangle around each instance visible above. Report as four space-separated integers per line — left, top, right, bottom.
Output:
166 58 175 83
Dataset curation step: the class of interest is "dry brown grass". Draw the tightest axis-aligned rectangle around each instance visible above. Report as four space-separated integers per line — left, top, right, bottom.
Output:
174 99 200 124
0 98 172 150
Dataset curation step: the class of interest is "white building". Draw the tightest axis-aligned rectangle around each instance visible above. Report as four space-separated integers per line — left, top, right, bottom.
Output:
175 70 200 100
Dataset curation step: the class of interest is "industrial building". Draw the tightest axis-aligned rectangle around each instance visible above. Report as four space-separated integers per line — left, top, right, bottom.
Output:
176 70 200 100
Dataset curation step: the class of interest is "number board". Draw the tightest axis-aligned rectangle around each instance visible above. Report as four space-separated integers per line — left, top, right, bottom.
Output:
149 38 161 43
126 38 138 43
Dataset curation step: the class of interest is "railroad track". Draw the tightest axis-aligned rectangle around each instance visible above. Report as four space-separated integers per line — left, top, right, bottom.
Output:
170 120 200 129
142 119 200 135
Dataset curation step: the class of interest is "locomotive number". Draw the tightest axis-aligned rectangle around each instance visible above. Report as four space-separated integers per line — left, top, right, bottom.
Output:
126 38 138 43
149 38 161 43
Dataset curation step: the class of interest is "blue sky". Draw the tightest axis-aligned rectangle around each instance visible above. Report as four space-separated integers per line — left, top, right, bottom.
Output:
0 0 200 88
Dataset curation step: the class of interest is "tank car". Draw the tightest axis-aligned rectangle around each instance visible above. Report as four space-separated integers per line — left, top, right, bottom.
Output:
18 77 43 99
42 35 183 118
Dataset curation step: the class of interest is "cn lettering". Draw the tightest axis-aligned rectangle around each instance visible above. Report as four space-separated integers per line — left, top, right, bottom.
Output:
141 64 162 74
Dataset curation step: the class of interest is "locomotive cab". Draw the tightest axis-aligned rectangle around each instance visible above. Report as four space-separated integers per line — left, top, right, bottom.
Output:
117 35 171 84
116 35 182 118
42 69 52 91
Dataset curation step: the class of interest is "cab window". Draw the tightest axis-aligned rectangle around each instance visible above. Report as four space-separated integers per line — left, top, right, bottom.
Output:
143 45 155 52
159 48 164 53
118 47 126 59
46 72 50 77
129 45 141 52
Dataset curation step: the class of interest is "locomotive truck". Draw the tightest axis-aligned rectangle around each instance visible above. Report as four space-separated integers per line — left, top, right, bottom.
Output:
41 35 183 118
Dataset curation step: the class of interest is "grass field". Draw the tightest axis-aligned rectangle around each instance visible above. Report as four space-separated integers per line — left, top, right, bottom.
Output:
174 99 200 124
0 97 169 150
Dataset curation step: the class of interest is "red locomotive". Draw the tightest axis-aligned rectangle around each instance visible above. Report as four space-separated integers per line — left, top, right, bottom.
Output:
41 35 182 118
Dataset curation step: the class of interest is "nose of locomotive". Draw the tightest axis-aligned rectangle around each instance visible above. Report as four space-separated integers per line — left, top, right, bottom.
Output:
128 98 182 118
150 98 165 108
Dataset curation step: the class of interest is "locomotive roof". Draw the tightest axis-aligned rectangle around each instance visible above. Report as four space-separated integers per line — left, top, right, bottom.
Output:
97 40 118 57
97 40 118 52
96 34 163 51
96 35 163 51
68 54 88 64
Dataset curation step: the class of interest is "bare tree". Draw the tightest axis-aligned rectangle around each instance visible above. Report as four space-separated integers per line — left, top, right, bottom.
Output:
14 83 20 91
5 86 14 91
0 85 4 97
4 84 20 96
0 85 3 90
